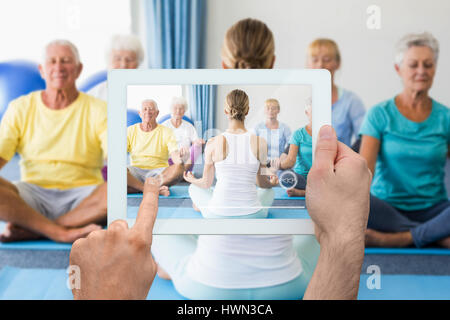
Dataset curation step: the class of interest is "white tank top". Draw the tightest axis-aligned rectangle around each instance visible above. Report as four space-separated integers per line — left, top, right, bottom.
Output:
186 131 302 289
208 131 261 216
187 235 302 289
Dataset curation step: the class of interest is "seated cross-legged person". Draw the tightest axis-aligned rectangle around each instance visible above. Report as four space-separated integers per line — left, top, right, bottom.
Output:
0 40 107 243
161 96 204 171
272 102 312 197
152 90 320 300
127 99 185 196
253 98 292 164
360 32 450 248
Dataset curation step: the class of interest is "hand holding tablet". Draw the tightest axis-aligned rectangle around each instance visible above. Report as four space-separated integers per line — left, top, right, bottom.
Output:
70 177 159 300
70 124 371 300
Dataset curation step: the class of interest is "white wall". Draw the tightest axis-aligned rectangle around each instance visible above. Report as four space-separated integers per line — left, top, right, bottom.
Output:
215 85 311 134
206 0 450 130
127 85 182 118
0 0 132 84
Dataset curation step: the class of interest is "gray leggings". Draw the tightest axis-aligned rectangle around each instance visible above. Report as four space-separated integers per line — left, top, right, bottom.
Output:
368 195 450 247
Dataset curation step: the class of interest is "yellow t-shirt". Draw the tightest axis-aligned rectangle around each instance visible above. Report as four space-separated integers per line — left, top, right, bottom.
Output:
0 91 107 189
127 124 178 170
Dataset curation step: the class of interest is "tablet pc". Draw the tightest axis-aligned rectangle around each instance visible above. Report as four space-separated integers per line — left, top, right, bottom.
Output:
108 69 331 234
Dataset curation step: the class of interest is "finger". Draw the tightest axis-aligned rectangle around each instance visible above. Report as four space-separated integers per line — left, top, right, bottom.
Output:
335 141 359 164
109 219 129 232
312 125 338 174
69 238 87 264
132 190 158 244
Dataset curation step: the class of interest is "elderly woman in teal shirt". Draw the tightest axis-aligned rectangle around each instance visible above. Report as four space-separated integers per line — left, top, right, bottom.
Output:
360 32 450 248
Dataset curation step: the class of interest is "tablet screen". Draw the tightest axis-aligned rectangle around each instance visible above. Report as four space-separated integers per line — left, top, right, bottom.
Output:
108 69 331 234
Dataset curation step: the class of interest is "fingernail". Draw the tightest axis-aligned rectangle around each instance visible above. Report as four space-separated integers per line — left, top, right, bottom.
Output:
319 125 333 140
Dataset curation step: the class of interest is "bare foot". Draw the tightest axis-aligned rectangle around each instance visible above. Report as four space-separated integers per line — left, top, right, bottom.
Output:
437 236 450 249
159 186 170 197
192 202 200 212
0 222 101 244
157 264 171 280
56 224 102 243
365 229 413 247
0 223 43 243
287 188 306 197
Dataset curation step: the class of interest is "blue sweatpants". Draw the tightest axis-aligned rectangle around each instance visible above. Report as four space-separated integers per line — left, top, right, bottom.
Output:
368 195 450 247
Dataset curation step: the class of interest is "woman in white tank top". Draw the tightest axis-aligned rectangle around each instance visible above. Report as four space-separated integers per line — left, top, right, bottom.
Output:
151 89 316 299
182 89 303 289
151 18 320 300
187 91 276 218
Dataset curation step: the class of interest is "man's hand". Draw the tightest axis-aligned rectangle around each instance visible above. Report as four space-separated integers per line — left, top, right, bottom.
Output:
303 125 372 300
306 126 371 246
69 177 160 300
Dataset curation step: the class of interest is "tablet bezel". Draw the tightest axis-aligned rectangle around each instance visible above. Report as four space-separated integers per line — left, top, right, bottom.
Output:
107 69 331 234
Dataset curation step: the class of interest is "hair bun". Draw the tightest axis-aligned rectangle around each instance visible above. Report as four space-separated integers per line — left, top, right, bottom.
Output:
235 57 260 69
226 89 250 122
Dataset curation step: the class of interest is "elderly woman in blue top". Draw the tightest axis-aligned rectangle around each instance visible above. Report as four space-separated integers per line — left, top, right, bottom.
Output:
360 32 450 248
253 99 292 161
307 39 366 148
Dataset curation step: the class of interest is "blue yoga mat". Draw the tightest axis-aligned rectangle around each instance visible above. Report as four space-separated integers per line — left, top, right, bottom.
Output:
0 222 72 251
128 186 305 200
127 206 310 219
364 247 450 256
357 274 450 300
0 266 186 300
1 266 449 300
2 221 450 255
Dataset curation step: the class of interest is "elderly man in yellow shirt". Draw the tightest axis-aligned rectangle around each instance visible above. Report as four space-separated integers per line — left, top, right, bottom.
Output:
0 40 107 242
127 99 185 196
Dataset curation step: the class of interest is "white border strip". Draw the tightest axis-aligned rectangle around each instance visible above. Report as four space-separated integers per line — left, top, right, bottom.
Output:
108 69 331 234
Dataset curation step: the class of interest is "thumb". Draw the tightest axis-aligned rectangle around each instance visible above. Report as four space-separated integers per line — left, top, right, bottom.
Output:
312 125 338 174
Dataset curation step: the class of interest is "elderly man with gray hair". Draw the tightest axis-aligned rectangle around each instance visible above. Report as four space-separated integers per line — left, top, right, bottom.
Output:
359 32 450 248
127 99 185 196
88 34 145 100
161 96 204 171
0 40 108 242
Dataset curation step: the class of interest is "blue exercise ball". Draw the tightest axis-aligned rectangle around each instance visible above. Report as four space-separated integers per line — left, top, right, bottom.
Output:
0 60 46 120
79 70 107 93
127 109 141 127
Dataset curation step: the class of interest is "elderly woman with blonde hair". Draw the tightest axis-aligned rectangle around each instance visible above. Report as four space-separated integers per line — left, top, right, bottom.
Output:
306 38 366 149
360 32 450 248
253 98 292 162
